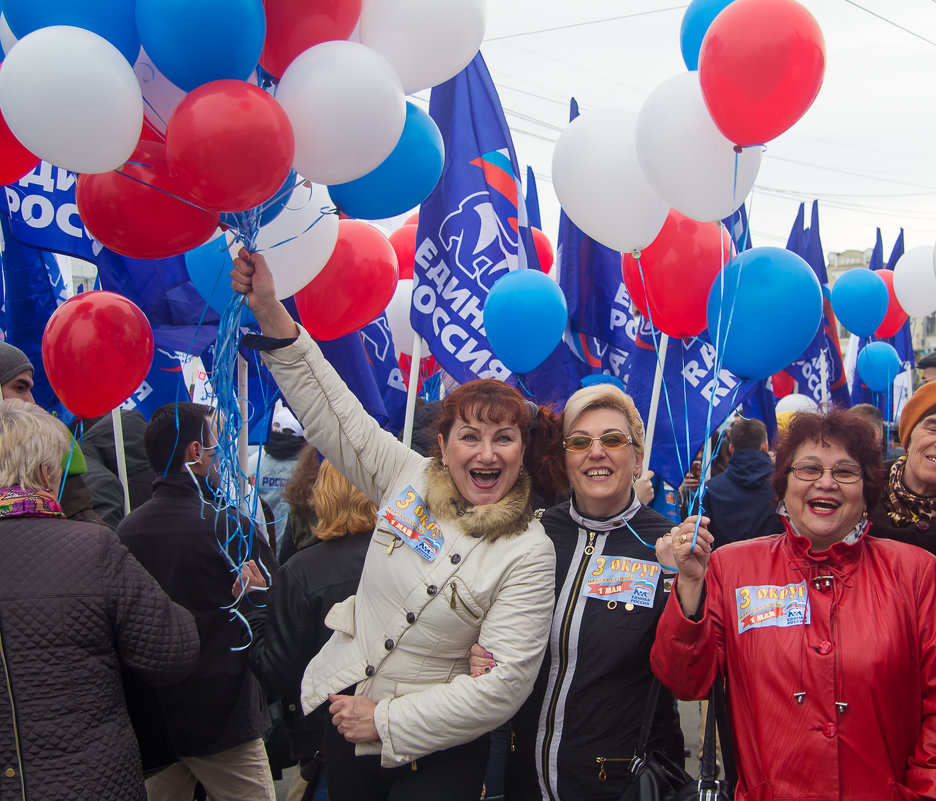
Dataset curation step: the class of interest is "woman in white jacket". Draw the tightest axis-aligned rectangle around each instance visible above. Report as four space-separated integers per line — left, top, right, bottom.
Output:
232 250 562 801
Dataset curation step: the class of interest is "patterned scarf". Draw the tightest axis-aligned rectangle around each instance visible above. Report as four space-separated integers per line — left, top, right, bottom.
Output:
882 457 936 527
0 486 65 519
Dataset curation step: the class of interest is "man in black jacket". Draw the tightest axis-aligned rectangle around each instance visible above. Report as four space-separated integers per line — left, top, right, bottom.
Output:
118 402 278 801
703 417 780 546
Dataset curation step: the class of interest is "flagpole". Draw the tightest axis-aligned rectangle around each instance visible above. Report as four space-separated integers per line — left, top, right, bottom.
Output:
642 333 669 473
238 354 249 494
819 350 829 409
402 334 422 449
110 408 131 516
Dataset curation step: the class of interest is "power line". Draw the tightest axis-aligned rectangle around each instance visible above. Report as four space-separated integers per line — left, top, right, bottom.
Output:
484 6 688 42
841 0 936 48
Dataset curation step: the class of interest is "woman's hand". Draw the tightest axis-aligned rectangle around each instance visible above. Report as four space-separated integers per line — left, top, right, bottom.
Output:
231 559 267 600
328 693 379 743
634 470 655 505
230 248 299 339
469 642 497 678
655 515 712 617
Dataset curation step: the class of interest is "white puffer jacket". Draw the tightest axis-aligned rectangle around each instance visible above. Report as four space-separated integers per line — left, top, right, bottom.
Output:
261 327 556 767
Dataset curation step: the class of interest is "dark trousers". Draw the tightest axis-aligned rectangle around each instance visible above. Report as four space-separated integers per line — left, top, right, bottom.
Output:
322 719 490 801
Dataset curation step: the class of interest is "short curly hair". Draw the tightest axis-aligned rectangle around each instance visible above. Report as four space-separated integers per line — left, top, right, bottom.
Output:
771 408 884 512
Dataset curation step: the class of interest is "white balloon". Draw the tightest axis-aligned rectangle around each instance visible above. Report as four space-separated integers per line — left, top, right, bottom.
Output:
775 393 818 414
277 41 406 185
133 48 187 136
384 278 428 357
637 72 761 222
0 14 17 56
552 107 668 254
0 26 142 174
359 0 486 94
227 180 339 299
891 244 936 317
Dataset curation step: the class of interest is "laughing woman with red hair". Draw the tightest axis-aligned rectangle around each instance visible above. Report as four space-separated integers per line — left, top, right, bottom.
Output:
652 408 936 801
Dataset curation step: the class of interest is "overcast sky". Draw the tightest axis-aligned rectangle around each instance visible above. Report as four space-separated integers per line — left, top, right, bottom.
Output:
471 0 936 261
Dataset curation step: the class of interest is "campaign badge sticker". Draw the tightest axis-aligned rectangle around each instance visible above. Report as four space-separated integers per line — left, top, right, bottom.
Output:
378 487 443 561
736 581 811 634
580 555 662 608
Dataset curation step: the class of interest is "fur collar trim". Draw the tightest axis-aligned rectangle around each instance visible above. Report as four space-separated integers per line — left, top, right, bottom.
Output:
423 459 533 541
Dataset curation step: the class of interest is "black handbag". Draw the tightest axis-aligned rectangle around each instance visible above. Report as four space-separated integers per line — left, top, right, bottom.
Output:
672 675 736 801
619 678 694 801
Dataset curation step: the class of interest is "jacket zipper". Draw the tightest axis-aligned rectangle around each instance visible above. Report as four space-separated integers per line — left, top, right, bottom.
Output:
450 582 480 619
540 529 597 801
0 625 27 799
595 755 630 782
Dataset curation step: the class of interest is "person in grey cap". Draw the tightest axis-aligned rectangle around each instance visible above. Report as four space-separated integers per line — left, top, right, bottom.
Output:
0 340 35 402
918 351 936 385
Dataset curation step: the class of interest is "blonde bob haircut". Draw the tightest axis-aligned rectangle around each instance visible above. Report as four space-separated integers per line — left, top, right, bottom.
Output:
561 383 646 457
0 399 72 491
311 460 378 541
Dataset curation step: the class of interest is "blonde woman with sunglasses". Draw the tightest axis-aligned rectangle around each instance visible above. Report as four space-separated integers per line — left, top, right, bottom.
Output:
471 381 697 801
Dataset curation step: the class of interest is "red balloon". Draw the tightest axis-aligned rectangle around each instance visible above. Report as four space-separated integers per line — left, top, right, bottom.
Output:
389 224 417 280
622 210 730 339
77 141 220 260
698 0 825 146
404 212 419 226
42 292 155 419
165 80 294 213
772 370 795 398
295 220 399 340
260 0 362 79
0 69 39 185
531 227 554 272
874 269 908 338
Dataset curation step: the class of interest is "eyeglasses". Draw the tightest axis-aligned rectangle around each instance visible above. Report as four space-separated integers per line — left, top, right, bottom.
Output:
788 463 863 484
563 431 633 452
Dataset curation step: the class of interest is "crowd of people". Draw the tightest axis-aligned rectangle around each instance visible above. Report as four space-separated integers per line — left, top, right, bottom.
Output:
2 250 936 801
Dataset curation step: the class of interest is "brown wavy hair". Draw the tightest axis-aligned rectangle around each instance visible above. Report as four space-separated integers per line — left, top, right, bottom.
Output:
282 444 320 521
771 408 884 511
311 460 378 540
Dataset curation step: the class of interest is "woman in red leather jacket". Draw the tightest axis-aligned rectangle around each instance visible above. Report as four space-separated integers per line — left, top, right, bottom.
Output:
652 408 936 801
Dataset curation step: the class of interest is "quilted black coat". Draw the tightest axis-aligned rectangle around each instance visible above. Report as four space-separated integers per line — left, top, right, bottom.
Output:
0 515 200 801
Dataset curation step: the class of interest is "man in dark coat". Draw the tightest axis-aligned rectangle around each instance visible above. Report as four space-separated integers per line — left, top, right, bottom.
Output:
117 402 279 801
0 398 199 801
703 417 779 546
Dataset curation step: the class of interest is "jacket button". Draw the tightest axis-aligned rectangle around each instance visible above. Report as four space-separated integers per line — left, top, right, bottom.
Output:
823 723 837 738
427 585 437 596
915 519 931 532
385 639 395 651
405 612 416 624
364 665 375 677
3 768 14 778
450 554 461 564
817 640 832 655
288 703 297 712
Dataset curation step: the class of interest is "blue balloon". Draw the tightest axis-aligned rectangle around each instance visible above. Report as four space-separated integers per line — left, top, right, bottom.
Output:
5 0 140 64
185 236 256 325
679 0 735 71
328 102 444 221
829 268 889 338
484 269 568 374
707 246 822 380
136 0 265 92
857 341 901 392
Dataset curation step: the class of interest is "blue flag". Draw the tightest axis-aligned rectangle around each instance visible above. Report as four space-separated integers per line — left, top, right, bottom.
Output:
360 313 408 436
119 348 193 420
410 53 535 385
784 201 849 407
0 214 69 415
3 162 97 261
525 165 542 230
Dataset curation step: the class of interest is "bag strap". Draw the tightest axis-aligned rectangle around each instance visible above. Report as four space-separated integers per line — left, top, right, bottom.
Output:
698 671 737 792
634 675 662 759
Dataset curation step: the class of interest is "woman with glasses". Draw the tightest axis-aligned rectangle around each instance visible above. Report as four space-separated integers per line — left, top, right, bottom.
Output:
471 382 688 801
869 382 936 555
651 408 936 800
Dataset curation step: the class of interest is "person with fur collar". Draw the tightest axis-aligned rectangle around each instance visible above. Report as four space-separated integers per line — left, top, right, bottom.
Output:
232 250 564 801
